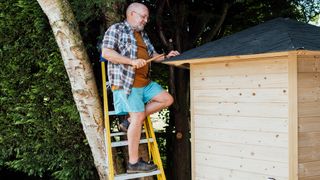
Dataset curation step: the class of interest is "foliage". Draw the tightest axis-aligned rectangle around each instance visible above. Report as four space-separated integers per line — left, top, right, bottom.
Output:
0 0 98 179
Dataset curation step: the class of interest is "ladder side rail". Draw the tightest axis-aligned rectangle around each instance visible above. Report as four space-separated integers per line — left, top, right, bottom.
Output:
101 61 115 179
143 119 152 161
146 116 166 180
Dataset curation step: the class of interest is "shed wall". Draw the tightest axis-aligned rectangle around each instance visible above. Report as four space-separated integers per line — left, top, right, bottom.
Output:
298 55 320 180
191 58 290 179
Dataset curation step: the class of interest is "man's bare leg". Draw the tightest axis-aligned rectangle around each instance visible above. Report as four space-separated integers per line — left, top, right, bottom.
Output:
145 91 174 116
127 111 145 164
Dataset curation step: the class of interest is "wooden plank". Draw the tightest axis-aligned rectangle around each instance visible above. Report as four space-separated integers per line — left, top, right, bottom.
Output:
190 65 196 180
298 102 320 117
194 102 288 118
195 140 288 163
298 55 320 73
288 52 298 180
194 88 288 103
299 146 320 163
299 175 320 180
164 50 290 66
195 128 288 148
298 87 320 102
195 165 288 180
195 152 288 177
299 117 320 133
298 73 320 88
195 115 288 133
299 132 320 147
299 161 320 177
192 58 288 77
193 73 288 89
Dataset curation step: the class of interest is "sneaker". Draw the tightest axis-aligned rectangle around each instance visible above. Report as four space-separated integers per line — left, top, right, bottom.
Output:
127 158 157 173
118 119 130 132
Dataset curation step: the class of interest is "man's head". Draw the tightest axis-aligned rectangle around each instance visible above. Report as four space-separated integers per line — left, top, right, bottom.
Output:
126 3 149 31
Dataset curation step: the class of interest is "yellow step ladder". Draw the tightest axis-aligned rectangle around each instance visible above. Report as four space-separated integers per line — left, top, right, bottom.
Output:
101 61 166 180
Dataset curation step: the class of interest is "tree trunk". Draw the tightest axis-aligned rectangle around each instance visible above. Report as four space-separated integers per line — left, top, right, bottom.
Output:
36 0 107 179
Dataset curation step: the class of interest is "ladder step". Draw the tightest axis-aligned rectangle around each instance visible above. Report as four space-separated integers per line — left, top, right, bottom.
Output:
114 170 161 180
111 138 154 147
110 130 146 137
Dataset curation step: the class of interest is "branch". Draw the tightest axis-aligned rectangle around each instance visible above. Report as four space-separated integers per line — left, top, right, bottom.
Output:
203 3 229 43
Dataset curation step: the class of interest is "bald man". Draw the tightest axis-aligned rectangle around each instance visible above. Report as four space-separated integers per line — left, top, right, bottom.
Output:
102 2 179 173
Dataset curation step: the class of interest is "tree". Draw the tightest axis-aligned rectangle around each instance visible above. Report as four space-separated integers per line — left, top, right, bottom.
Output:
36 0 107 179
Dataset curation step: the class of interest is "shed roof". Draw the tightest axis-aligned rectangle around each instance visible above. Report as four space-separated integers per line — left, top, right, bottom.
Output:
165 18 320 63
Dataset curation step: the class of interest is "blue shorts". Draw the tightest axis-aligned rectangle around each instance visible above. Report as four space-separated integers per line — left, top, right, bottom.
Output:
112 81 164 115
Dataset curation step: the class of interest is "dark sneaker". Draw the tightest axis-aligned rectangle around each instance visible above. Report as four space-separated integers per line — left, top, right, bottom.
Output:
118 119 130 132
127 158 157 173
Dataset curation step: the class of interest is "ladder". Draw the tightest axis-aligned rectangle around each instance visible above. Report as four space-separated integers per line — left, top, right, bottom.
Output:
101 61 166 180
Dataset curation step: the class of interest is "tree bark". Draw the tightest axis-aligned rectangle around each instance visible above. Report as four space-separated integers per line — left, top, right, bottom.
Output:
36 0 107 179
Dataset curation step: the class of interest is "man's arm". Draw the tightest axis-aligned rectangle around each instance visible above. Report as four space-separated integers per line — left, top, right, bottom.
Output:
102 48 147 69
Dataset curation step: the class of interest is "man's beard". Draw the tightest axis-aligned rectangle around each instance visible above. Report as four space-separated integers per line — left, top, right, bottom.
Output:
133 24 144 32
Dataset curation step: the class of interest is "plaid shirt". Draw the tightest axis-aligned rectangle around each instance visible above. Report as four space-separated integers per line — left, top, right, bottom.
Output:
102 21 156 95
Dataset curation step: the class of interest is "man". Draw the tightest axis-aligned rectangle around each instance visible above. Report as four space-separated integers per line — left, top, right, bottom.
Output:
101 2 179 173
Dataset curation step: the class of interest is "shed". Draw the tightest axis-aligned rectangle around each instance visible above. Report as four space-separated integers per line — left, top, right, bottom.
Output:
164 18 320 180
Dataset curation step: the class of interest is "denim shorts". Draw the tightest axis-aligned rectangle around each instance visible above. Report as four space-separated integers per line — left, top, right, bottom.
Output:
112 81 164 115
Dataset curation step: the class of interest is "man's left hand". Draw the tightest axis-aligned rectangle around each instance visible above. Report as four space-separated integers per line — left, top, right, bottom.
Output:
166 50 180 58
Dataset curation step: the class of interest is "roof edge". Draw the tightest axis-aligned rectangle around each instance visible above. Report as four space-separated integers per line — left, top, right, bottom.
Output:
163 50 320 67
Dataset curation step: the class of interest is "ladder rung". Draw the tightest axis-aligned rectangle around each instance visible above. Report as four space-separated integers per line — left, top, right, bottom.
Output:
110 130 146 137
114 170 161 180
111 138 154 147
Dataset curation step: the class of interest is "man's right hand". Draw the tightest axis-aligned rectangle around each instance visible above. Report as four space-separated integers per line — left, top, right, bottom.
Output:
131 59 147 69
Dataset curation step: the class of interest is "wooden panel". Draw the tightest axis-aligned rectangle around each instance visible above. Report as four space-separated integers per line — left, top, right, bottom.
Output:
195 152 288 177
195 140 288 163
193 73 288 89
164 50 290 66
195 128 288 148
298 102 320 117
299 176 320 180
288 54 299 180
190 65 196 180
195 115 288 133
195 165 288 180
298 73 320 88
192 58 288 77
298 87 320 102
299 132 320 147
194 88 288 103
299 146 320 163
194 102 288 118
299 117 320 133
299 161 320 177
298 55 320 180
298 55 320 73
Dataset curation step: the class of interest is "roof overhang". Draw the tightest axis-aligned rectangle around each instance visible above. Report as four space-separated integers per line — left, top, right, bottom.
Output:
163 50 320 68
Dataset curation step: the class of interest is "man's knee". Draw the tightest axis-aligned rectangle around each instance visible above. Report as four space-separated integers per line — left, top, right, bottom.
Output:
165 93 174 107
130 112 146 124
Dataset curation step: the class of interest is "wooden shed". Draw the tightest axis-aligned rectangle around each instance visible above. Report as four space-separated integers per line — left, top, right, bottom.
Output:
164 18 320 180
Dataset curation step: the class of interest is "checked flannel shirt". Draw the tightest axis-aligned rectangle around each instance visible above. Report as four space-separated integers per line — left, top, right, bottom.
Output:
102 20 156 95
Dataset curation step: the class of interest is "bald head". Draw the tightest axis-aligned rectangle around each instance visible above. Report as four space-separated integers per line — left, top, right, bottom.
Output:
126 3 148 17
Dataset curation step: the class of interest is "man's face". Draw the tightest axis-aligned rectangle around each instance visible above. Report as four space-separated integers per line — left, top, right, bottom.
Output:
131 8 149 31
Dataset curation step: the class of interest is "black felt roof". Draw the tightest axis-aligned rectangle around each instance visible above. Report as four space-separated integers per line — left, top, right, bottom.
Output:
166 17 320 62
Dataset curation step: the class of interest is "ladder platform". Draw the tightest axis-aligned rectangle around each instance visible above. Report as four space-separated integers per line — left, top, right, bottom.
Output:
111 138 154 147
114 170 161 180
